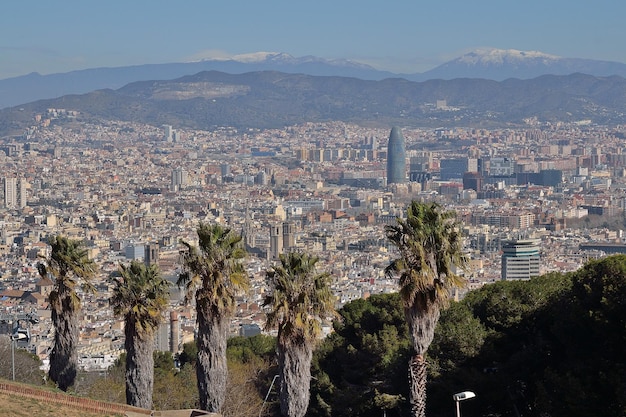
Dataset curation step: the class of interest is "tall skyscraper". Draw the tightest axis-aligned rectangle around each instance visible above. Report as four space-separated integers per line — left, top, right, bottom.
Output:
171 168 188 191
3 177 25 209
4 177 17 208
387 127 406 184
220 163 231 178
163 125 173 142
501 239 541 280
463 172 483 192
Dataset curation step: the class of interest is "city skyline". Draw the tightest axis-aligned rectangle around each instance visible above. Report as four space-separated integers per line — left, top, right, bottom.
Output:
1 0 625 79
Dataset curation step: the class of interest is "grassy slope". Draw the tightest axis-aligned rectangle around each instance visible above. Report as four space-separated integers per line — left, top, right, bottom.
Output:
0 391 123 416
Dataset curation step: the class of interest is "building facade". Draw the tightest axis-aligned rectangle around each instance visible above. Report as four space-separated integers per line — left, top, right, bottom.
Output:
440 158 478 181
386 127 406 184
501 239 541 280
4 177 27 209
171 167 188 191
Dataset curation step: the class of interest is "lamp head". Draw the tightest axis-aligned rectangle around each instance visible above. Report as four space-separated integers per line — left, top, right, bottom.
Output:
453 391 476 402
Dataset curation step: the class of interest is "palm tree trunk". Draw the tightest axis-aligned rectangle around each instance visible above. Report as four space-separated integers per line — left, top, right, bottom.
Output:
405 300 440 417
408 354 428 417
196 308 229 412
278 339 312 417
405 296 440 355
125 328 154 409
49 297 78 391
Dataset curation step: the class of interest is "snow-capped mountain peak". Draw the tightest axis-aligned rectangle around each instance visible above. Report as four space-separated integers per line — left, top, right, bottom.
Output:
412 47 626 81
230 51 285 63
196 51 376 70
196 51 285 63
457 48 561 66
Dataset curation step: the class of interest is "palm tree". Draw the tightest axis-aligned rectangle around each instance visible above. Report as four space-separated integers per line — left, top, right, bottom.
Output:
264 252 337 417
177 222 249 412
110 260 170 409
38 235 96 391
385 201 467 417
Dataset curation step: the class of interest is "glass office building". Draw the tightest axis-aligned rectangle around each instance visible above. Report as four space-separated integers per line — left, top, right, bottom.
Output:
387 126 406 184
501 239 541 280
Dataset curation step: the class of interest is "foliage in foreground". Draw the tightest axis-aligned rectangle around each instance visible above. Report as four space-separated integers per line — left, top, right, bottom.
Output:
264 252 337 417
385 201 467 417
310 293 411 417
177 222 249 413
84 335 275 416
110 261 170 408
39 235 96 391
311 255 626 417
17 254 626 417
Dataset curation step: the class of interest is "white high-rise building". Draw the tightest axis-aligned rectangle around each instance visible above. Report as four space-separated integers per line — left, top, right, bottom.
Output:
501 239 541 280
3 177 24 209
163 125 173 142
4 177 17 208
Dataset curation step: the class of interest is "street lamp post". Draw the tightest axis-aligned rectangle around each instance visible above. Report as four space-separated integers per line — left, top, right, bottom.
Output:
259 374 279 417
11 334 15 381
10 331 28 381
453 391 476 417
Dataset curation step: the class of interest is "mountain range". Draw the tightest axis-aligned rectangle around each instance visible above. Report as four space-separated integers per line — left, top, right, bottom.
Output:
2 70 626 135
2 49 626 109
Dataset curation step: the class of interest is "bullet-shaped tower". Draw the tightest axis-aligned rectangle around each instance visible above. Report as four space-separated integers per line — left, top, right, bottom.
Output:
387 126 406 184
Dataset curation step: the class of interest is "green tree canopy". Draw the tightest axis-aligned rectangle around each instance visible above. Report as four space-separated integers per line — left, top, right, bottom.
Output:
312 256 626 417
310 293 411 417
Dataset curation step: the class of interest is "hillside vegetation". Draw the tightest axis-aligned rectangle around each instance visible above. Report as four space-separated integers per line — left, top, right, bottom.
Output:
4 254 625 416
309 255 626 417
2 71 626 135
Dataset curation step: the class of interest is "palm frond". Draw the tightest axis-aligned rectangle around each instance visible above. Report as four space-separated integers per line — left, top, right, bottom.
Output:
40 235 97 311
263 252 338 343
178 222 249 317
386 201 468 309
111 260 170 337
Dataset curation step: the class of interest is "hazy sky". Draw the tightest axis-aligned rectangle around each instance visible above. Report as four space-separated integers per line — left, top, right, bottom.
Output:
1 0 624 79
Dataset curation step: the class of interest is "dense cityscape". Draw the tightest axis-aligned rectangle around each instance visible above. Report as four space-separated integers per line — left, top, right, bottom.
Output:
5 1 626 414
1 108 625 378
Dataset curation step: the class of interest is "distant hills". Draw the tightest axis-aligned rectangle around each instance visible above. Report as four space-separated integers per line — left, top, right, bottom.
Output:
0 53 394 110
3 49 626 109
412 48 626 82
2 70 626 135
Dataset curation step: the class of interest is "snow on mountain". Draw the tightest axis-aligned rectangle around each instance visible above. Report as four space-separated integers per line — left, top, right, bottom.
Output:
201 51 376 70
410 48 626 81
0 52 391 109
3 48 626 109
201 51 281 62
456 48 560 66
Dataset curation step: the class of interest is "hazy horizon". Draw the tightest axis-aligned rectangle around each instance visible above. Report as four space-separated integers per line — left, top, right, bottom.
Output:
2 0 624 79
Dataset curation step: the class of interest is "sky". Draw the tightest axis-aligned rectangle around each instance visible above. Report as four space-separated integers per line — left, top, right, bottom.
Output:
1 0 624 80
